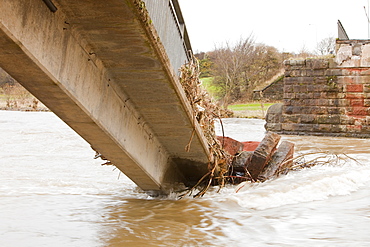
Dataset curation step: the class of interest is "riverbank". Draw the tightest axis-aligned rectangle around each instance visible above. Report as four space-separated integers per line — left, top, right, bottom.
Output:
228 102 276 118
0 82 276 116
0 83 49 111
0 98 275 117
0 97 49 112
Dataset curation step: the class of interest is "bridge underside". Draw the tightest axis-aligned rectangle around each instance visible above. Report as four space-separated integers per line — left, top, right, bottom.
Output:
0 0 210 192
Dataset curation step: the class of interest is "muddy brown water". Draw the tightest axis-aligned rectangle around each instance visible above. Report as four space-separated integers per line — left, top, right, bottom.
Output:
1 111 370 246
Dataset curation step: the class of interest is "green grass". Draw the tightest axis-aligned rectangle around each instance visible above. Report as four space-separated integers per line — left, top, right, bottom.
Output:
228 103 275 111
200 77 213 88
198 78 277 117
200 77 221 99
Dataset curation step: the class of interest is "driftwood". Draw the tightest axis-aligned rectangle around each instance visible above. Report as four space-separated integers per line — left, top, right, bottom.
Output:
246 132 281 180
232 151 253 172
258 140 294 181
218 132 293 182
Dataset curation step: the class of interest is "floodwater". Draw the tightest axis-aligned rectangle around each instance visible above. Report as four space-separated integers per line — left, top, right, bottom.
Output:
1 111 370 247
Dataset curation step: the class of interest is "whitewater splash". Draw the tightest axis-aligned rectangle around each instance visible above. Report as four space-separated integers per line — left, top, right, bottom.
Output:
214 162 369 210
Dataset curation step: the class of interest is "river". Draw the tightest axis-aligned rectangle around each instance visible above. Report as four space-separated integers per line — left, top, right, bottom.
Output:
1 111 370 246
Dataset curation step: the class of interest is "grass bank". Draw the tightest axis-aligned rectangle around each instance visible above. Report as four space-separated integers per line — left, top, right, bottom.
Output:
200 77 279 118
228 102 276 118
200 77 220 100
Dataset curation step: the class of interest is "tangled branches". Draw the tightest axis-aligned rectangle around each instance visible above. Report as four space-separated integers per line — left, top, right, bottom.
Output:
276 151 362 176
235 151 362 193
179 55 233 198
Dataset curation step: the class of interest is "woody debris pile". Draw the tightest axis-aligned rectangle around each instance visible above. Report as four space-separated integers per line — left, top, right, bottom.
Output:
178 57 296 198
179 56 359 198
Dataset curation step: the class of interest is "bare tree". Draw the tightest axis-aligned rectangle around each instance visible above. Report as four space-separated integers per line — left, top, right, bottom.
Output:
315 37 336 55
240 44 282 100
296 45 313 59
210 37 283 108
211 36 256 108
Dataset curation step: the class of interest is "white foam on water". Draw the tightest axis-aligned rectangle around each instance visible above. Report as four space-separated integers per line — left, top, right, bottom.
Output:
211 162 370 210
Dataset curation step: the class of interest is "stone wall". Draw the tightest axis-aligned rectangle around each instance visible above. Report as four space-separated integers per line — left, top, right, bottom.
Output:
253 75 284 101
266 40 370 138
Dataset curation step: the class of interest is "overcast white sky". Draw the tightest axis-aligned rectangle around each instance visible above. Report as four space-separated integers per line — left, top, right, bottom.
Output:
178 0 370 53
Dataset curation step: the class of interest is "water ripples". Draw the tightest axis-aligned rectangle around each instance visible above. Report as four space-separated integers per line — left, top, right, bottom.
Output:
1 111 370 246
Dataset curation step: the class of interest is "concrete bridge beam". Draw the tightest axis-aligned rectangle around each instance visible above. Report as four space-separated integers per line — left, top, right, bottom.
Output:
0 0 210 192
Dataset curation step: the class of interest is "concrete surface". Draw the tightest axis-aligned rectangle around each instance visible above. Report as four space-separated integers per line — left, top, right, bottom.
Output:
0 0 210 193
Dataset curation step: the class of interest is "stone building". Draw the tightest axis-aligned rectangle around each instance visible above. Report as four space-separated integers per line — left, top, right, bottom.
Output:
265 40 370 138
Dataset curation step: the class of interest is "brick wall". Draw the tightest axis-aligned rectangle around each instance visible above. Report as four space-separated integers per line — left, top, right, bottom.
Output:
266 40 370 138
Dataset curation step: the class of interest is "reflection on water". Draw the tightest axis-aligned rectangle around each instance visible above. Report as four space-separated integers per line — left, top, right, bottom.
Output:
1 111 370 246
99 198 219 247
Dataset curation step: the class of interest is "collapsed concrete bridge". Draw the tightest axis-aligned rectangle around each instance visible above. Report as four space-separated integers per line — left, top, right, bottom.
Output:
0 0 211 193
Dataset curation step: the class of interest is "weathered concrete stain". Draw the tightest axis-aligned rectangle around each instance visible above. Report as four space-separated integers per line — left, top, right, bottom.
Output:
0 0 210 193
